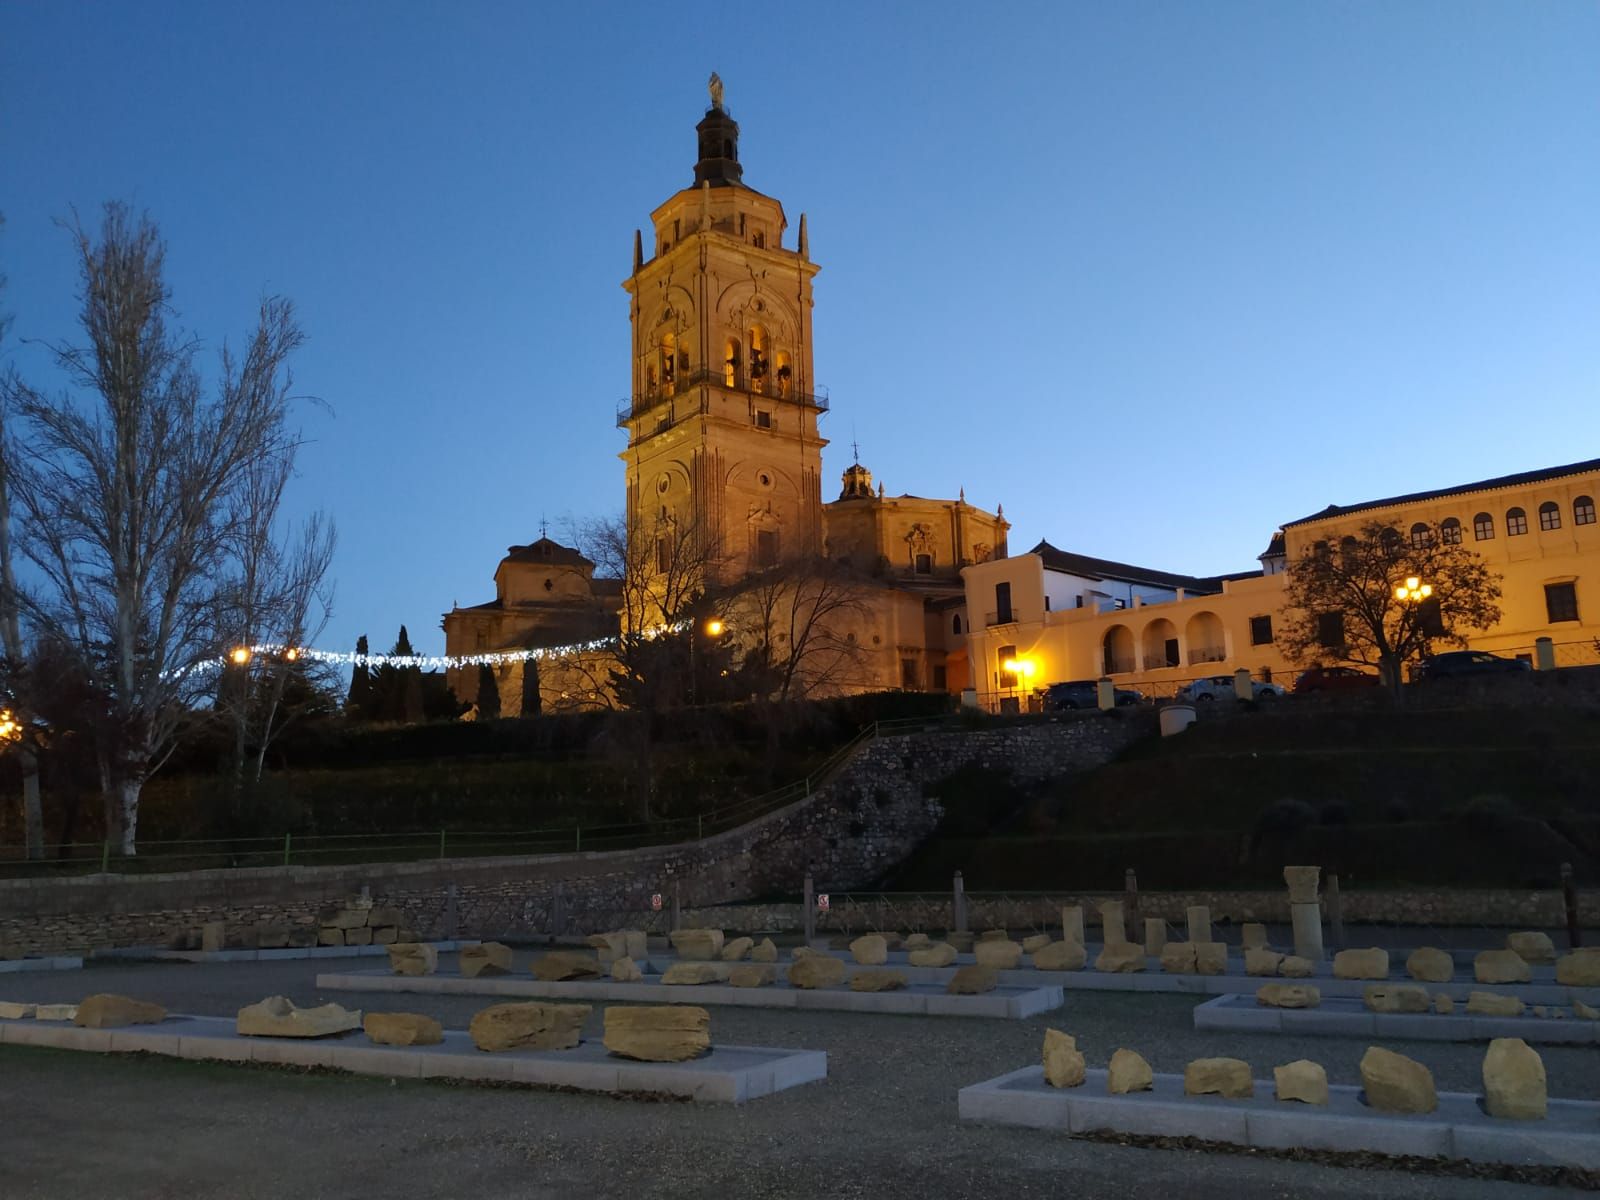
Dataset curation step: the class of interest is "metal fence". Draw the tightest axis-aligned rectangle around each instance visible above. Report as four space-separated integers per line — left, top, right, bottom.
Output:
0 715 952 878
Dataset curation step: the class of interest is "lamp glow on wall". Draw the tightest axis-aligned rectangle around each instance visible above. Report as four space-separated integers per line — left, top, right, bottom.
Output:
1002 656 1037 689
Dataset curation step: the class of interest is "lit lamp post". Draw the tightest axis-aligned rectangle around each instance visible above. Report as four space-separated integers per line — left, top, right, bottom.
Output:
1393 577 1432 686
689 617 725 706
1002 656 1036 712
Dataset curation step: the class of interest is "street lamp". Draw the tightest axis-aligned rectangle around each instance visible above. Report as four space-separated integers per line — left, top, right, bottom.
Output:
229 646 251 666
1002 656 1036 711
1393 577 1432 603
689 616 726 706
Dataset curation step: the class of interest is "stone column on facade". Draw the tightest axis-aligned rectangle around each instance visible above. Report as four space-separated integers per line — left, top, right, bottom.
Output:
1186 905 1212 944
1061 905 1085 947
1285 865 1325 961
1099 900 1127 946
1143 918 1167 955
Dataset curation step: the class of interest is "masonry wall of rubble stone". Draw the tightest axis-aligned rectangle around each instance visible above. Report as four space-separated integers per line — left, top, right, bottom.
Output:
0 716 1149 956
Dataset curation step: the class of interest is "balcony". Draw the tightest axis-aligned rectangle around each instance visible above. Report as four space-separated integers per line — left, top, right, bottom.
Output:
1104 656 1136 675
617 369 830 427
985 609 1020 627
1187 646 1227 666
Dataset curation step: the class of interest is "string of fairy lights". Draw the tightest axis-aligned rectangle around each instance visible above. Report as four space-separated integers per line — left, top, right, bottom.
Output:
206 622 706 677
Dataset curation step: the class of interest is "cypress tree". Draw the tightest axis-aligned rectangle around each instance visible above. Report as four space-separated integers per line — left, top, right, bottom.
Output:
476 662 501 720
346 635 372 718
520 653 541 717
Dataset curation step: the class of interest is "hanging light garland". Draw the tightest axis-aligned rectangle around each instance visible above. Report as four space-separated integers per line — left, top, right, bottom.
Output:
199 620 693 678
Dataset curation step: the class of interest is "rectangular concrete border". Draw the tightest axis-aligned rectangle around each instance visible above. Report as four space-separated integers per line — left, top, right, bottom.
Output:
958 1066 1600 1168
313 968 1063 1019
1195 994 1600 1044
88 940 473 964
0 1014 825 1105
789 950 1599 1005
0 956 83 974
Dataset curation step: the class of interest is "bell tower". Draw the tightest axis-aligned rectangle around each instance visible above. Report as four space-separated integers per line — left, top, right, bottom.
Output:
619 74 826 587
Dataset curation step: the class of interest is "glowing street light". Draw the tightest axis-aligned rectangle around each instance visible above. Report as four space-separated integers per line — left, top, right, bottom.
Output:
1394 577 1433 603
0 709 20 743
704 618 724 638
228 646 252 666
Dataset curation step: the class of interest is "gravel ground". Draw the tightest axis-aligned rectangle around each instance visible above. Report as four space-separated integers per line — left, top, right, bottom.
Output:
0 952 1594 1199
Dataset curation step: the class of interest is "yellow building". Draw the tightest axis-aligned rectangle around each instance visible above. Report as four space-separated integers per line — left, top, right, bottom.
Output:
443 79 1007 706
961 457 1600 704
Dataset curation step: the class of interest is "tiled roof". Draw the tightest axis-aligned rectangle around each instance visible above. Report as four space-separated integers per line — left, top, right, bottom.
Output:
1284 457 1600 528
500 537 593 569
1031 540 1225 594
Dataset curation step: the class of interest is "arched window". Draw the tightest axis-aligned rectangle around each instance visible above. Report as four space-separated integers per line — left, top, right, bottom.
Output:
1539 501 1561 532
1409 522 1432 548
1576 496 1597 526
1473 512 1494 540
723 338 740 388
748 325 768 390
1379 527 1402 552
1506 507 1528 536
952 614 963 635
1339 536 1359 562
1440 517 1462 545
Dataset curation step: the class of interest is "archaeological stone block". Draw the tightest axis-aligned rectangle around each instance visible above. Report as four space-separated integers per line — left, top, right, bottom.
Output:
1360 1046 1436 1114
364 1012 443 1047
468 1002 589 1053
1184 1057 1252 1099
1274 1059 1328 1105
787 956 846 990
1031 941 1086 971
850 969 908 993
849 935 887 965
1363 985 1430 1014
1042 1029 1085 1089
669 929 724 961
237 996 361 1039
386 943 437 977
1094 944 1145 974
1483 1037 1547 1121
947 965 998 995
603 1005 709 1063
1405 947 1453 984
531 952 602 982
974 940 1023 970
1332 948 1389 980
461 942 513 978
910 942 958 968
1257 983 1321 1009
1474 949 1531 985
1107 1048 1153 1094
1506 931 1556 965
75 994 166 1029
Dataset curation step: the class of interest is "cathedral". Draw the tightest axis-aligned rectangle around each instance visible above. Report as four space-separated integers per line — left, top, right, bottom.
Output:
441 78 1007 710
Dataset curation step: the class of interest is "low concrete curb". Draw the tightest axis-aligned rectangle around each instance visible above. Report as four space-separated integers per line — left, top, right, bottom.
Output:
958 1065 1600 1168
802 948 1597 1004
0 1013 825 1104
1194 993 1600 1044
314 968 1064 1019
0 956 83 975
89 940 474 965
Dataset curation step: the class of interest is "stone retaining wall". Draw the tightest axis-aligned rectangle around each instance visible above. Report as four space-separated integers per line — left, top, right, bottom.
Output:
0 716 1146 956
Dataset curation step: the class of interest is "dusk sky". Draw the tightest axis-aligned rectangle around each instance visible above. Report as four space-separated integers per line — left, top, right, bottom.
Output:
4 1 1596 657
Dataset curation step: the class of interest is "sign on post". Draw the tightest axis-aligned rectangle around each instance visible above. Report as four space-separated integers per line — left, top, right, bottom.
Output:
817 893 830 911
650 893 663 912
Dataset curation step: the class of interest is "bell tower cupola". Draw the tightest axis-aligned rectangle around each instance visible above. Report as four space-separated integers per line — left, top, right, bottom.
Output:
694 73 743 187
620 75 827 589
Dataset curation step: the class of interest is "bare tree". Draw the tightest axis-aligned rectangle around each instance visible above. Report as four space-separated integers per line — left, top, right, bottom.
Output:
1277 519 1503 695
214 458 336 794
729 554 875 701
0 211 47 859
5 204 310 854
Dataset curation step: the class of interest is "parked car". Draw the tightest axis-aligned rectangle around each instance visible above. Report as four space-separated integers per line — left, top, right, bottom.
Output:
1413 650 1532 680
1294 665 1381 694
1179 675 1286 702
1042 680 1143 710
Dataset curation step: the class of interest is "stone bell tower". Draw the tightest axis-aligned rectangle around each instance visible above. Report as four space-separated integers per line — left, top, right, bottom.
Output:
619 74 826 586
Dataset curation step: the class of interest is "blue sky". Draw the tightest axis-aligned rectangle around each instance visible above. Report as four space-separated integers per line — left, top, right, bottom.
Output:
3 1 1596 654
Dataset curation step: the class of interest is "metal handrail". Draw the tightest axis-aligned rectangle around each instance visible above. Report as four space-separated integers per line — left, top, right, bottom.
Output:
617 370 829 426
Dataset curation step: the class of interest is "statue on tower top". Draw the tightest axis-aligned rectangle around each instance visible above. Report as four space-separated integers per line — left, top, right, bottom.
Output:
708 72 724 110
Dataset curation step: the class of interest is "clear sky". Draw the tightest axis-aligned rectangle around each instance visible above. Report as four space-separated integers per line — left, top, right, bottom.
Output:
3 1 1596 655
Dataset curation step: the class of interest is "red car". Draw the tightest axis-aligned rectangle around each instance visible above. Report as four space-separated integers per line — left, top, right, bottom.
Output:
1295 665 1380 694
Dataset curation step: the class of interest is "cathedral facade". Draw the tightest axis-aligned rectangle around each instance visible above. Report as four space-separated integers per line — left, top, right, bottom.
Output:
441 81 1007 710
